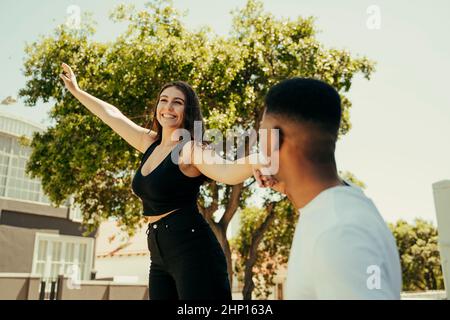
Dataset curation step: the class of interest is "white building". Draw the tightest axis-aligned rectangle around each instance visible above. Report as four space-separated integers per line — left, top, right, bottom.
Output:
0 110 94 287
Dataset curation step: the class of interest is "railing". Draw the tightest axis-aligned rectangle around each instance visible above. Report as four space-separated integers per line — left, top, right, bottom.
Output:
38 279 58 300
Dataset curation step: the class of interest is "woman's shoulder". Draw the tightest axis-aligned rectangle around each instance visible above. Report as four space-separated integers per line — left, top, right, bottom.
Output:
141 130 159 152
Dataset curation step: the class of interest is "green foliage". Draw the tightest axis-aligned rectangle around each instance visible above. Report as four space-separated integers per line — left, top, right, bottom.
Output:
339 170 366 188
19 0 373 242
389 219 444 292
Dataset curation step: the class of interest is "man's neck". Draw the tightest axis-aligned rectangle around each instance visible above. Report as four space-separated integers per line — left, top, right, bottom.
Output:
288 174 344 211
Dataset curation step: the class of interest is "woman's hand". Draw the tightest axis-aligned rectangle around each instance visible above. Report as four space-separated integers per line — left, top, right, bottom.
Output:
59 63 80 94
252 167 287 194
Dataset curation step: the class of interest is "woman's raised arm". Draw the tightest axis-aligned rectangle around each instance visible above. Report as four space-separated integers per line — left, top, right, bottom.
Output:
59 62 156 153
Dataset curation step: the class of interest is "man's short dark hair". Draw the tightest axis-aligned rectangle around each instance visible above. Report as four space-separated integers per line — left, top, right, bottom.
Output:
265 77 342 164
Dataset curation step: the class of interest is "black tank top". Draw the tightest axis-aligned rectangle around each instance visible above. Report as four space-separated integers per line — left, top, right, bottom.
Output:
131 138 206 216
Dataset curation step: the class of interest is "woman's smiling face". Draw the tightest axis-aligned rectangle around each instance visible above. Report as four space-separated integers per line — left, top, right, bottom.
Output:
156 86 186 129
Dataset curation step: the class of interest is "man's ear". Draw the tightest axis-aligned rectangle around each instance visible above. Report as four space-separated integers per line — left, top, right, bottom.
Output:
273 126 284 151
259 128 281 177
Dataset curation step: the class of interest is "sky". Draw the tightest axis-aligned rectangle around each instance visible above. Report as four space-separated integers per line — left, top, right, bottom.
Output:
1 0 449 224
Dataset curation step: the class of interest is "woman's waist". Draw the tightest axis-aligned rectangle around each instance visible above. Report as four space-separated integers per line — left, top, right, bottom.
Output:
143 209 178 224
143 202 199 222
145 203 207 231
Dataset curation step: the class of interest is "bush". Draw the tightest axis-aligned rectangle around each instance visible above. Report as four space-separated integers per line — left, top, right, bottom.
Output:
389 219 445 291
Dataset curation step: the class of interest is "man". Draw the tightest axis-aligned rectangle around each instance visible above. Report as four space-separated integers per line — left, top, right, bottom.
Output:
254 78 402 299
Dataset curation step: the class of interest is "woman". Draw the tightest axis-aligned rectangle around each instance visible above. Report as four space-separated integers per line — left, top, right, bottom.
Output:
59 63 259 300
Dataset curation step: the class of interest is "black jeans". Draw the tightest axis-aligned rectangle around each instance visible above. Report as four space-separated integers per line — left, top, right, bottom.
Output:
146 206 232 300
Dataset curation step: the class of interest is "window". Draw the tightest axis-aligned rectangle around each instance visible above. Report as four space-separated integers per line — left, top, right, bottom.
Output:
0 132 52 204
32 233 94 283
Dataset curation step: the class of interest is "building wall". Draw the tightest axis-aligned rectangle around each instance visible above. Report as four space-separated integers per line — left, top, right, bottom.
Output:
0 225 44 273
94 254 150 284
0 209 94 237
432 180 450 299
0 197 68 219
0 274 41 300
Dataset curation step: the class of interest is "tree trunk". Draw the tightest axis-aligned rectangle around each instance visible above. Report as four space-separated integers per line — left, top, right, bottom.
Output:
242 203 276 300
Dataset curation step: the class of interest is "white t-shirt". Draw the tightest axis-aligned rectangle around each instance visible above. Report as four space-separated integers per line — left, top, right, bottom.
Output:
285 183 402 299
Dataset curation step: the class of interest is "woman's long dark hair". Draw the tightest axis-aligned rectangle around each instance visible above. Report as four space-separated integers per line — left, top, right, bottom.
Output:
144 81 205 142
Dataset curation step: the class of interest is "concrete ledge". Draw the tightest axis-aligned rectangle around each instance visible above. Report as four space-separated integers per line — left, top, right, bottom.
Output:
0 273 40 278
0 273 40 300
57 276 149 300
401 290 447 300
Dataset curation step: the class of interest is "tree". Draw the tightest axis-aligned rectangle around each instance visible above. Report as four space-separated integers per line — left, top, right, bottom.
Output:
339 170 366 188
231 197 298 299
389 219 444 291
19 0 374 289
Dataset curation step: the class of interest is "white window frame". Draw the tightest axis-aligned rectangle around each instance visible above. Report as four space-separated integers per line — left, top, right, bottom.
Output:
31 232 94 282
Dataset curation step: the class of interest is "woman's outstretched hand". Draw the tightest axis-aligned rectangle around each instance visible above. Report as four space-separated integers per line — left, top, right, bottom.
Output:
59 63 80 94
252 167 287 194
